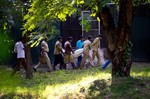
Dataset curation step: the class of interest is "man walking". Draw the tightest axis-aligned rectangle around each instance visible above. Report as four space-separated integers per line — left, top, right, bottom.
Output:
91 35 102 66
80 36 93 69
64 37 76 69
53 36 64 71
33 37 52 72
11 37 29 78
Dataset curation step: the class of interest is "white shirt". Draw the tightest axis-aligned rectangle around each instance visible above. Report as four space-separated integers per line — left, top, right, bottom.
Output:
14 41 25 58
41 40 49 52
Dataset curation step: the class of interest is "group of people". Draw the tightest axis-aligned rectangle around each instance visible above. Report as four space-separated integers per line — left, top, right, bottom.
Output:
11 34 103 77
33 34 103 72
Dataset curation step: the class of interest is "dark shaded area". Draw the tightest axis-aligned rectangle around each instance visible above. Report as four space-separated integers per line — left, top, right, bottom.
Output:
0 93 38 99
132 4 150 62
61 16 82 48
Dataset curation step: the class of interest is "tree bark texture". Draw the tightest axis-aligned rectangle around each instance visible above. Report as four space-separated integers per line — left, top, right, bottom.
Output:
98 0 133 76
24 33 33 78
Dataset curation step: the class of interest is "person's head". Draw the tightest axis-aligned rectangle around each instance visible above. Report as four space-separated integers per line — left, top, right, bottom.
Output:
88 35 92 41
20 37 25 44
58 36 62 42
80 36 84 41
68 36 73 42
98 34 102 39
44 37 48 42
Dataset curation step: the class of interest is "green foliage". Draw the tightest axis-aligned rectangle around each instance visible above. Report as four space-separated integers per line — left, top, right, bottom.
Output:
0 29 14 64
0 0 23 29
80 17 91 32
23 0 109 40
111 0 150 6
23 0 77 43
133 0 150 6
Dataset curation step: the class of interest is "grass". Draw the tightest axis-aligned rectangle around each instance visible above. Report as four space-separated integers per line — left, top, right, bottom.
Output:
0 63 150 99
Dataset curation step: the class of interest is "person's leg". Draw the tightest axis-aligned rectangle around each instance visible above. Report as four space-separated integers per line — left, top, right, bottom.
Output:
44 52 52 71
69 55 76 69
80 51 87 69
77 56 82 67
33 62 41 69
59 54 64 69
11 59 21 76
87 54 94 67
71 62 76 69
96 51 101 66
92 50 96 60
53 55 58 71
63 54 68 69
22 59 27 71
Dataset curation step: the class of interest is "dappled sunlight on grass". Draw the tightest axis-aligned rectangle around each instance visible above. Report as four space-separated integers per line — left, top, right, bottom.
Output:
131 64 150 78
42 70 111 98
0 63 150 98
131 71 150 78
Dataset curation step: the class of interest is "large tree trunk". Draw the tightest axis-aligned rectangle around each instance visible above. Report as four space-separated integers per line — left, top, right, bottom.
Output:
99 0 132 76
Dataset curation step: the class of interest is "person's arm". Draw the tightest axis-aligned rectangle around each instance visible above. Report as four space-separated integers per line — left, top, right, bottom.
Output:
89 42 92 50
92 38 97 46
69 44 74 53
82 42 85 48
57 43 64 54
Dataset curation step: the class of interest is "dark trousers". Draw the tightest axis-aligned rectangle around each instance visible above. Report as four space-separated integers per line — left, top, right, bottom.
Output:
77 55 82 67
53 54 64 70
11 58 27 76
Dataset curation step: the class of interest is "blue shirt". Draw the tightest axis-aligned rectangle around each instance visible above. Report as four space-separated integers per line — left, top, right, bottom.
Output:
76 40 84 49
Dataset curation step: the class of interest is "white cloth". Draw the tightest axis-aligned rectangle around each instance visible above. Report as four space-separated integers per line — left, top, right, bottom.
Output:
71 49 83 59
14 41 25 58
41 40 49 52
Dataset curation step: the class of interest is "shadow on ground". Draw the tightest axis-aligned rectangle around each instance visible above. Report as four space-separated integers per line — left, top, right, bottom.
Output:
87 77 150 99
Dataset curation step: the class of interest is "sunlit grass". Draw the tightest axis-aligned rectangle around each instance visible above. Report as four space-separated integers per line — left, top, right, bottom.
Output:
131 63 150 78
0 63 150 98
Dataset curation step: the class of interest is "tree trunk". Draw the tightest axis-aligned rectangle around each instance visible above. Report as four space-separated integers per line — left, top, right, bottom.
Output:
98 0 132 76
24 33 33 78
22 0 33 79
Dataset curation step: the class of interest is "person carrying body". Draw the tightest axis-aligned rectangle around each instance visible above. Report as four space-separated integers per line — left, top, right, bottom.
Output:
80 36 93 69
64 37 76 69
91 34 102 66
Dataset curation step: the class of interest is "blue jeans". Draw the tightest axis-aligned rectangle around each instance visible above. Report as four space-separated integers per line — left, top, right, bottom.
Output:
77 56 82 67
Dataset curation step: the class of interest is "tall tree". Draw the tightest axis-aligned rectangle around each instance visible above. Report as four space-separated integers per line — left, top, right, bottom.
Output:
23 0 149 77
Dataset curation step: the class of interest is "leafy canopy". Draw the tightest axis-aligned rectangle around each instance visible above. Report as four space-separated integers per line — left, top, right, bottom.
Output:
23 0 150 47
